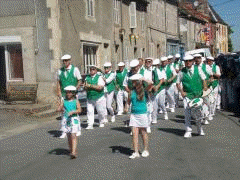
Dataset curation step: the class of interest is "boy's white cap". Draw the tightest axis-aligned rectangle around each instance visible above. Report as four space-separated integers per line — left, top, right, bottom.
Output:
153 59 160 65
130 59 139 67
175 54 181 58
104 62 112 67
88 64 97 68
61 54 71 60
161 57 168 62
145 57 153 61
183 55 194 61
193 53 202 57
118 62 125 66
167 55 173 59
129 74 143 80
207 56 214 61
64 85 77 91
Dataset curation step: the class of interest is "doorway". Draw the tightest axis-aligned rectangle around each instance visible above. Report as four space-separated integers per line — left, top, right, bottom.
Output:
0 46 6 100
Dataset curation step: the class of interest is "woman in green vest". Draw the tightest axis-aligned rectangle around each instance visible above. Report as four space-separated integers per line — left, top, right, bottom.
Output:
84 65 107 129
116 62 128 115
103 62 116 122
176 55 208 138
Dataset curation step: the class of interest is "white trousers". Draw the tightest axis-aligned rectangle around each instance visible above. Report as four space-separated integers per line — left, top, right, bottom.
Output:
147 98 153 126
183 97 203 132
152 89 167 121
116 90 128 113
173 83 179 107
210 85 219 116
105 91 115 116
87 96 107 125
166 84 176 108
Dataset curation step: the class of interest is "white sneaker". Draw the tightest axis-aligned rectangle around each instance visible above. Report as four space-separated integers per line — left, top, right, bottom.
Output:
103 119 108 123
111 115 115 122
159 110 163 114
198 128 205 136
141 150 149 157
86 125 93 130
146 127 151 133
130 131 133 136
208 116 213 121
164 113 168 120
76 131 81 136
99 123 104 128
216 106 221 110
152 120 157 124
117 112 123 115
184 131 192 138
170 108 175 113
203 120 210 125
59 132 66 139
129 152 140 159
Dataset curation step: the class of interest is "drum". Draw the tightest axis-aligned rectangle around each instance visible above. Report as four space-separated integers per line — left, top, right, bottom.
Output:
188 97 204 121
202 88 215 106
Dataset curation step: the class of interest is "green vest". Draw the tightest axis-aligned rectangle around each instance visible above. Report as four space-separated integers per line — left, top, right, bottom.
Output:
59 65 78 97
127 71 134 90
104 71 115 93
211 64 219 89
163 65 173 86
85 74 104 100
201 63 210 80
63 99 78 119
139 66 145 75
182 66 203 100
153 68 165 94
116 68 128 90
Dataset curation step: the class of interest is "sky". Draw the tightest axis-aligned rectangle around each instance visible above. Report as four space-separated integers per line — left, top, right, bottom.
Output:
208 0 240 52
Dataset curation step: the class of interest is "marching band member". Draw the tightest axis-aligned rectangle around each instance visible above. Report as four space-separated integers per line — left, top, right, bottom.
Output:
152 58 167 123
116 62 128 115
206 56 221 120
103 62 116 122
176 55 208 138
84 65 107 129
194 54 213 125
138 58 145 74
163 56 177 112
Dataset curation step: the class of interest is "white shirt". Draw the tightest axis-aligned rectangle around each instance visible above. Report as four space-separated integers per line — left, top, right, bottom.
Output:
156 68 166 81
105 71 116 84
58 65 82 80
143 66 153 81
90 74 105 86
197 62 213 76
176 65 206 84
209 63 221 76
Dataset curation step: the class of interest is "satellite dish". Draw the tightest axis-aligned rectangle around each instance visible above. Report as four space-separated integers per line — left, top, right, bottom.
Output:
194 1 199 7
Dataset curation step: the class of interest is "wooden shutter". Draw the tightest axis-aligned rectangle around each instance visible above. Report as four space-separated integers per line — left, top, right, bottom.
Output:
129 2 137 28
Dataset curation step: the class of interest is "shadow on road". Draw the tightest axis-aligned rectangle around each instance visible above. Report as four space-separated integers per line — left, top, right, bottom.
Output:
170 119 185 124
158 128 185 136
111 127 131 134
175 115 185 119
109 146 133 155
48 130 62 137
49 148 70 155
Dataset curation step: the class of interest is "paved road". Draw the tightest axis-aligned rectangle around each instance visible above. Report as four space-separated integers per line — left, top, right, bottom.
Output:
0 107 239 180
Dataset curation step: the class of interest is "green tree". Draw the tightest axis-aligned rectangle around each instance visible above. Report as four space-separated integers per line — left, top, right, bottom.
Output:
228 26 234 52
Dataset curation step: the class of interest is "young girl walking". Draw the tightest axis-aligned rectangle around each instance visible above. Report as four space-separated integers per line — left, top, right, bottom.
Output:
57 86 82 159
128 74 153 159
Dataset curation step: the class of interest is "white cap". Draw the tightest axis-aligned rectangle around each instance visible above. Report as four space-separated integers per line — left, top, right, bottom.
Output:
167 55 173 59
129 74 143 80
118 62 125 66
175 54 180 58
193 54 202 58
202 57 206 61
207 56 214 61
104 62 112 67
145 57 153 61
183 55 194 61
130 59 139 67
153 59 160 65
161 57 168 62
88 65 97 68
64 85 77 91
61 54 71 60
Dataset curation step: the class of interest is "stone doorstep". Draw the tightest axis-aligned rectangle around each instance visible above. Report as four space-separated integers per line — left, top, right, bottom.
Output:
0 103 52 114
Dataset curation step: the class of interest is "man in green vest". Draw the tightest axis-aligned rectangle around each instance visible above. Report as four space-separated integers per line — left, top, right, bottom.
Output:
176 55 208 138
152 58 167 122
84 65 107 129
206 56 221 120
103 62 116 122
57 54 82 138
194 53 213 125
116 62 128 115
163 56 177 113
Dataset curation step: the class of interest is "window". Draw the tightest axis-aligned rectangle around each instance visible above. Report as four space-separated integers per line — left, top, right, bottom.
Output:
141 12 145 32
129 2 137 28
87 0 94 17
83 45 97 74
113 0 120 24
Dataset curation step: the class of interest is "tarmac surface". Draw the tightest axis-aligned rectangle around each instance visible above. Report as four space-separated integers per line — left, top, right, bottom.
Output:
0 106 239 180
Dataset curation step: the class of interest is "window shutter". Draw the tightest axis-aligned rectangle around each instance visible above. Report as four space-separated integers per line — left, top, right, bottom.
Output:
129 2 137 28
